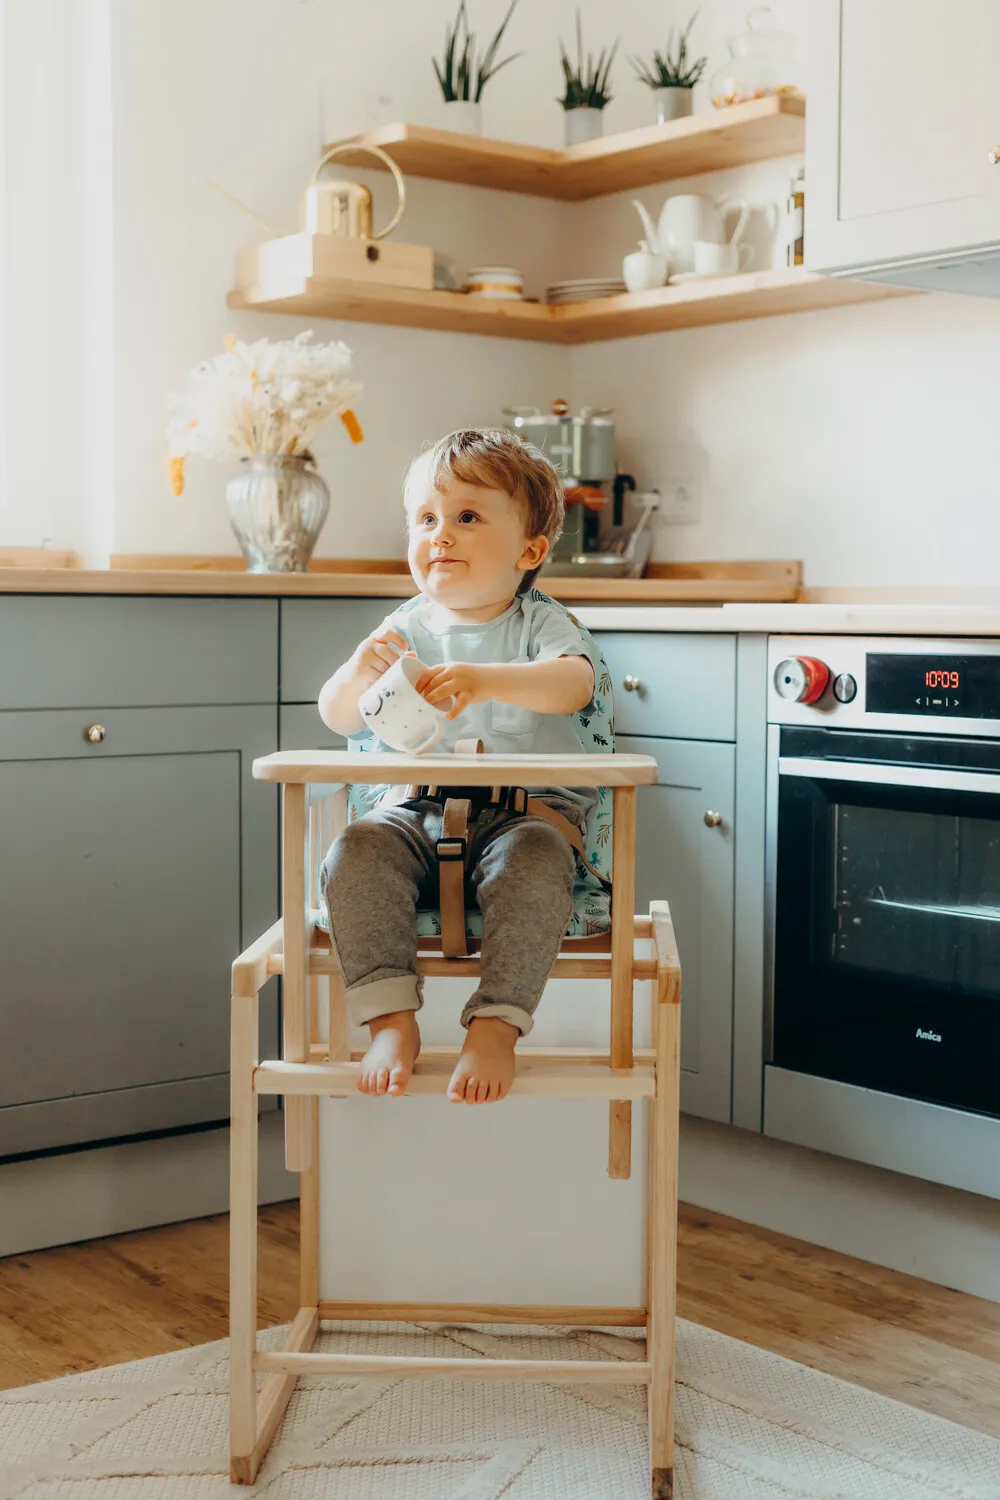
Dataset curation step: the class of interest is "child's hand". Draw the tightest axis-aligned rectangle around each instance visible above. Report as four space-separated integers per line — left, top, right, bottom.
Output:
416 662 492 720
352 628 409 684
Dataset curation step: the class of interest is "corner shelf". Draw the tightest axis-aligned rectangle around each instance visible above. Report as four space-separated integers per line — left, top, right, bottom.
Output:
324 96 805 201
227 268 914 345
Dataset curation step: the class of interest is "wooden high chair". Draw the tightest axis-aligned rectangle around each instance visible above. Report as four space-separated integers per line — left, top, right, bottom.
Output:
229 749 681 1499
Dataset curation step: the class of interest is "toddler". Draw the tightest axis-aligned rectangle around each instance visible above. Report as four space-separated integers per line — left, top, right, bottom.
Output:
318 427 602 1105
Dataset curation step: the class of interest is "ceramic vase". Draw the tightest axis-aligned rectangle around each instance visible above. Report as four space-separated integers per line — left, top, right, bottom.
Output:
654 87 694 124
564 106 604 147
444 100 482 135
226 455 330 573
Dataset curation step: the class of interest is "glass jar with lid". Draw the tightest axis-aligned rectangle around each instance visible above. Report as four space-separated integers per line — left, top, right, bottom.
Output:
709 5 804 109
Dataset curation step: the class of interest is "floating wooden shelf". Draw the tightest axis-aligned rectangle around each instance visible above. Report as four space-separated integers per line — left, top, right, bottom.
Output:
227 267 914 345
324 96 805 200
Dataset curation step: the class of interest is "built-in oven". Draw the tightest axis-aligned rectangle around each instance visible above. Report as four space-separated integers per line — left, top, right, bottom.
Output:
765 636 1000 1198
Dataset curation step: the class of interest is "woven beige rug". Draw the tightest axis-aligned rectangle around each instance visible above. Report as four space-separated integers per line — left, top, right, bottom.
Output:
2 1318 999 1500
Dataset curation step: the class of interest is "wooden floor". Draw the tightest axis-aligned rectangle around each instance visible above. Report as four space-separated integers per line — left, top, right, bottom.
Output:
2 1200 999 1436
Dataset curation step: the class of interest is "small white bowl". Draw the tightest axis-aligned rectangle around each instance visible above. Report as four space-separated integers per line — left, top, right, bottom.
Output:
464 265 524 299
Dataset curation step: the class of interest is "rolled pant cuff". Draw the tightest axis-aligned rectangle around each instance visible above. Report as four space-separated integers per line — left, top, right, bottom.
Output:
461 1000 534 1037
347 974 424 1028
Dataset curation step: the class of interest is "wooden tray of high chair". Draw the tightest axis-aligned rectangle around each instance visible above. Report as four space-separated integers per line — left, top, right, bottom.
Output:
229 750 681 1497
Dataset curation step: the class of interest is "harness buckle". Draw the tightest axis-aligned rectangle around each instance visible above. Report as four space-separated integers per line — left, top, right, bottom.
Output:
435 836 467 863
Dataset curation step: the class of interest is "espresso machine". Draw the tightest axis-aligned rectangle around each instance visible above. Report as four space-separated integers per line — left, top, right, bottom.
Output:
502 400 654 577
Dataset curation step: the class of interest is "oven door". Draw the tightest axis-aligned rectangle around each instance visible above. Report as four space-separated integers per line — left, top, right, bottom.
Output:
771 728 1000 1118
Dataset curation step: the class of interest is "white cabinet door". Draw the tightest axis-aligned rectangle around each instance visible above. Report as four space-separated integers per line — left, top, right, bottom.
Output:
807 0 1000 272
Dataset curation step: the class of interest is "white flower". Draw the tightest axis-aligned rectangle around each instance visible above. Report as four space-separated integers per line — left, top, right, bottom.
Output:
166 331 362 478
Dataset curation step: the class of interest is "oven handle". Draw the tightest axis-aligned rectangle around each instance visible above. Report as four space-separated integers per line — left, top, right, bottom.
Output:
778 757 1000 795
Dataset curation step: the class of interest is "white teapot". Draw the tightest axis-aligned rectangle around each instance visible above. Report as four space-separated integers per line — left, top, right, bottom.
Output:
633 193 749 275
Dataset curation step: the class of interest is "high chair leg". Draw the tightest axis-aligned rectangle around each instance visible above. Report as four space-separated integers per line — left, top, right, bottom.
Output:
229 991 260 1482
282 784 311 1172
648 901 681 1497
609 786 637 1178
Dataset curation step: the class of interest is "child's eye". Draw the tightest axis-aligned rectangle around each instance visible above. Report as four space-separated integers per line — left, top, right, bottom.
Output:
419 514 436 526
458 511 479 523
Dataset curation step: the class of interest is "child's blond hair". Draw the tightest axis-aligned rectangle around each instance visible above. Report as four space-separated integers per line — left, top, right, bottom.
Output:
404 427 564 594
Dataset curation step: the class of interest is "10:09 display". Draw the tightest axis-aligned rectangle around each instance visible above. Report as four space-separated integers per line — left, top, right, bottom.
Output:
926 669 960 688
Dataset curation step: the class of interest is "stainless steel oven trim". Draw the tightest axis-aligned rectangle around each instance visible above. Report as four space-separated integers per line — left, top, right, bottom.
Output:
763 724 781 1065
778 757 1000 796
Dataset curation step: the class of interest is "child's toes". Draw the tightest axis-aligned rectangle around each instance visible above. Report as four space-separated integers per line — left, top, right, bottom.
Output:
375 1067 391 1094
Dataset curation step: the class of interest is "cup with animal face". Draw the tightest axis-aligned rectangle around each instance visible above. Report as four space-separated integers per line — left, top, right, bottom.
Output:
358 652 449 753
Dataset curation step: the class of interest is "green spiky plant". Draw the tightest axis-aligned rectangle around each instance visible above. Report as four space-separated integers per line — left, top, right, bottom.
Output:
630 11 707 89
432 0 522 103
558 10 619 110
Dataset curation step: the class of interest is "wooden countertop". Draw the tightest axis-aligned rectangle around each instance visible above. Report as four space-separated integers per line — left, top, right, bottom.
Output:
0 556 802 602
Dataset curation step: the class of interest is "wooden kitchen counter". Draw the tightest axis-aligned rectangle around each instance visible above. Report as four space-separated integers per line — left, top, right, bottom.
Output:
0 556 801 602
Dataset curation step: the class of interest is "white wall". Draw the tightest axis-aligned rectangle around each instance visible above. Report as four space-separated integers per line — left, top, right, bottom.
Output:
5 0 997 588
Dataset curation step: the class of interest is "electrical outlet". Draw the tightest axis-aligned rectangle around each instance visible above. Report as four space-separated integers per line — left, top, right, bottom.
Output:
656 477 701 525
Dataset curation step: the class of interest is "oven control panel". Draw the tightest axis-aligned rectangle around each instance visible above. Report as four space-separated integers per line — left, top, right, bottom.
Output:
767 636 1000 737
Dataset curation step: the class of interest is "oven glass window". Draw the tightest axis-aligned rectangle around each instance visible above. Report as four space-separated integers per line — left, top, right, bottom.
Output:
830 802 1000 994
774 773 1000 1117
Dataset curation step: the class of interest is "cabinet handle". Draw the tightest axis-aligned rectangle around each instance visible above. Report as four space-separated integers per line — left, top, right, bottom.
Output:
703 809 723 828
83 724 106 744
623 675 642 693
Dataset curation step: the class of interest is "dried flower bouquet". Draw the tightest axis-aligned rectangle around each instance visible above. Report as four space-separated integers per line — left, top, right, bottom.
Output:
167 331 363 496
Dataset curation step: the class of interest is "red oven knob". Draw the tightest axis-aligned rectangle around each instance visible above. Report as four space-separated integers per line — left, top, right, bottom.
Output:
773 656 831 705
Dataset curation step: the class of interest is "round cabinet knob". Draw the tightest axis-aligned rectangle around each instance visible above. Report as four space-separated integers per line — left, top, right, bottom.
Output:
773 656 830 705
623 675 642 693
704 810 723 828
990 148 1000 165
832 672 858 704
83 724 106 744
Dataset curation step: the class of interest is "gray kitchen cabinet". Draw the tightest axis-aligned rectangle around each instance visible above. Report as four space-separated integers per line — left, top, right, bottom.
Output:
597 632 736 742
0 704 279 1157
620 733 736 1123
0 596 278 708
281 598 396 703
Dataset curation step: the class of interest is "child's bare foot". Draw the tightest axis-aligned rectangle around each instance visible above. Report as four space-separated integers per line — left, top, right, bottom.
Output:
447 1016 518 1103
358 1010 421 1096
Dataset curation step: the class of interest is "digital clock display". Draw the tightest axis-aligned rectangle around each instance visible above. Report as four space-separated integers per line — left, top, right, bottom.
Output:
867 654 1000 718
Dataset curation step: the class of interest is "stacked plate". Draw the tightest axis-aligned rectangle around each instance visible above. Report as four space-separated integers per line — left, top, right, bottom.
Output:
545 277 627 305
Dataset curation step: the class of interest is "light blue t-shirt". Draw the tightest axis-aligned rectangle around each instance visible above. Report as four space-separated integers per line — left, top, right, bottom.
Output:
349 590 599 822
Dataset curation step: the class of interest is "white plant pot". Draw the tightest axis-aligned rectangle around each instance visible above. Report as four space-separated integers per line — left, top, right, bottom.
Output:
564 106 604 147
654 87 694 124
444 100 482 135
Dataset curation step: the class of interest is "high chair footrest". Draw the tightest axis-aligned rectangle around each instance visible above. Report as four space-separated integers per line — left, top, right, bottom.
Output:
254 1058 655 1100
254 1350 651 1383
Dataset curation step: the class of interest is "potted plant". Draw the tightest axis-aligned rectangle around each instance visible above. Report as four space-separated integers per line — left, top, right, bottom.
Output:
558 11 619 147
167 332 363 574
432 0 521 136
631 11 707 125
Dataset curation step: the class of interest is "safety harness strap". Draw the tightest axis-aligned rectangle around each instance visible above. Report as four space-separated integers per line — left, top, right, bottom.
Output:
438 798 471 958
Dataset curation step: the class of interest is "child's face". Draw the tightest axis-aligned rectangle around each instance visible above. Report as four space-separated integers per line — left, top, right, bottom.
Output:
405 476 548 609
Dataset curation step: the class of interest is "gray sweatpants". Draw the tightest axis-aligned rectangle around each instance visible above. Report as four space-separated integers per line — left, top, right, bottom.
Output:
319 795 580 1036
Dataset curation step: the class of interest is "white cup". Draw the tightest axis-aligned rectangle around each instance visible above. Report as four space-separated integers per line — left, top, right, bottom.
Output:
693 239 753 277
358 653 449 754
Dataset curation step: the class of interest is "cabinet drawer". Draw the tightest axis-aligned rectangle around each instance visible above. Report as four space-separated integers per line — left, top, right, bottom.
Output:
0 597 277 708
281 598 401 703
596 633 736 742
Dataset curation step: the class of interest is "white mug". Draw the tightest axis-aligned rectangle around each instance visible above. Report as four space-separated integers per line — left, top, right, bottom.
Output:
693 239 753 277
358 653 449 754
